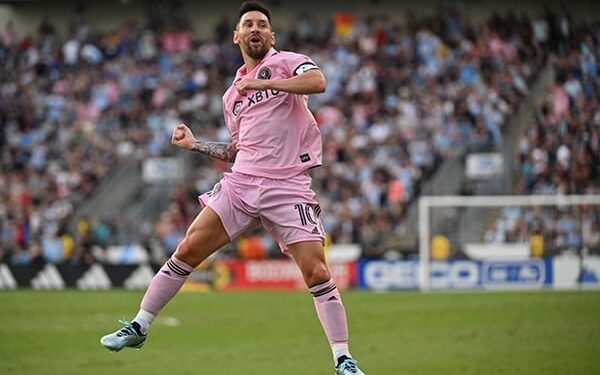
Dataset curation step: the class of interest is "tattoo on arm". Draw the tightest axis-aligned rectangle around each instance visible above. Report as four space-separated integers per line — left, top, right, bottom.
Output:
190 141 238 163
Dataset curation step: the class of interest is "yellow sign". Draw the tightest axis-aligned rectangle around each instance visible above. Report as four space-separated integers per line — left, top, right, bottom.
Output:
531 235 544 257
431 235 450 260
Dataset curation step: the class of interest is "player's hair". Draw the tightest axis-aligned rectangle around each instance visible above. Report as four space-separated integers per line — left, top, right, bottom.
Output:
238 1 271 25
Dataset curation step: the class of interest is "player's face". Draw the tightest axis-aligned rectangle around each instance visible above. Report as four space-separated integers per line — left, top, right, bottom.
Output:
234 11 275 60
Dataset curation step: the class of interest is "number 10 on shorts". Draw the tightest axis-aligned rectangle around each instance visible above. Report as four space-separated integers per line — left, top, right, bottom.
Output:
294 203 325 235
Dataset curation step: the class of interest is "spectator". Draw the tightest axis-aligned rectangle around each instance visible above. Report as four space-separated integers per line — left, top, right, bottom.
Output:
2 6 588 264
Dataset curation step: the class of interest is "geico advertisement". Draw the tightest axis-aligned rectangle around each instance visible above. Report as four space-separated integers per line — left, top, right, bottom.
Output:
357 257 600 290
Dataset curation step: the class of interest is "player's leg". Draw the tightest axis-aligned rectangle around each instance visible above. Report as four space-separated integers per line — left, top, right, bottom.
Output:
135 206 231 326
287 241 366 375
100 207 230 351
259 174 366 373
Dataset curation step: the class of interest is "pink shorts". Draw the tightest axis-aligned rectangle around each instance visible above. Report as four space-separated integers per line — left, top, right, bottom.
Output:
198 172 325 253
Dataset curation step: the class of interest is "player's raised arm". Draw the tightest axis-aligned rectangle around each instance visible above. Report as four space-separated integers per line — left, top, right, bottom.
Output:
171 123 238 163
235 69 326 96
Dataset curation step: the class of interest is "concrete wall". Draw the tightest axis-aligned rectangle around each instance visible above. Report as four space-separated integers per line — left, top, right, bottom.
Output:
1 0 599 41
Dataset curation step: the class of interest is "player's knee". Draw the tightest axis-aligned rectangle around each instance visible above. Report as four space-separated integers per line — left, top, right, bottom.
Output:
303 263 331 287
174 231 204 265
173 219 229 267
174 236 194 263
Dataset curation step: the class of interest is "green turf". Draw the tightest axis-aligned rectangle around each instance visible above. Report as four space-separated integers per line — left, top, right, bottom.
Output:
0 290 599 374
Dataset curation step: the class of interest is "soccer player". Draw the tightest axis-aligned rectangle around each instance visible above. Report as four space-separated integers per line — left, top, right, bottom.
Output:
101 2 367 374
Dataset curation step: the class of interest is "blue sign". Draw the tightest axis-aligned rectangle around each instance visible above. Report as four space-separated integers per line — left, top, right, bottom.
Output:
357 260 419 290
357 259 554 290
480 260 549 289
431 261 480 289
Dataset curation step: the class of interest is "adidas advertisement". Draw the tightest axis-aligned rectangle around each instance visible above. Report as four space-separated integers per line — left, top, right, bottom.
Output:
0 260 355 290
0 264 162 290
2 256 597 291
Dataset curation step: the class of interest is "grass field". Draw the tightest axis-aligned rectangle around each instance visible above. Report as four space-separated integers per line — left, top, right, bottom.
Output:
1 290 599 375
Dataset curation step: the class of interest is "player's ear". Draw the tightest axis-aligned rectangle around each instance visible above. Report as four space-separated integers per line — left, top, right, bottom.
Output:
233 29 239 45
271 31 276 46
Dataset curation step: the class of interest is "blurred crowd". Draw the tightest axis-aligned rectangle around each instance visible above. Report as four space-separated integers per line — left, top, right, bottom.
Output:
154 9 547 261
518 63 600 195
0 15 214 263
484 34 600 254
484 206 600 256
0 5 597 265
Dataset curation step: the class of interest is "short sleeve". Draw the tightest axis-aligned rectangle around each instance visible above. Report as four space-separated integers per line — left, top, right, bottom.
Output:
279 52 320 78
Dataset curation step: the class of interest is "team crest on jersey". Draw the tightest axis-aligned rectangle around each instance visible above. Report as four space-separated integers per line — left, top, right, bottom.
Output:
258 66 272 80
232 100 243 116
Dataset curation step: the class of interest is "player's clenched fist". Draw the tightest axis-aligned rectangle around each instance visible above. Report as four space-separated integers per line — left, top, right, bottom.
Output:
171 124 195 150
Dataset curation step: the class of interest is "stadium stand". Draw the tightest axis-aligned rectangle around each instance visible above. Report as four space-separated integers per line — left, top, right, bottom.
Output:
484 40 600 255
0 2 596 265
155 10 546 260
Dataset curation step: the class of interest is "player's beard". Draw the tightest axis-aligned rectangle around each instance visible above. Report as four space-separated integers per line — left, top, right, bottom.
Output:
243 38 269 60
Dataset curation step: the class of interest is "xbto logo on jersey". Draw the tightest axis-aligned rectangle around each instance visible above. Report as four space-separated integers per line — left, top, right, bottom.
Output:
247 89 280 106
246 89 280 109
232 90 281 116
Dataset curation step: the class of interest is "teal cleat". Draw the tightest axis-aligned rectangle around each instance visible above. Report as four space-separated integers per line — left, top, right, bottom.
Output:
335 357 366 375
100 319 146 352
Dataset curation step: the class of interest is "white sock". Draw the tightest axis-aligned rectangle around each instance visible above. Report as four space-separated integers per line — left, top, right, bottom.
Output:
331 342 351 364
133 309 156 334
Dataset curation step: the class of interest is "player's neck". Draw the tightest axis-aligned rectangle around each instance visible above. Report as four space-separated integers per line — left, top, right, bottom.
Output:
242 55 262 73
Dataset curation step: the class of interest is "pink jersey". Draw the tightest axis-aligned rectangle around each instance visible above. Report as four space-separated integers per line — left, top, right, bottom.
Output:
222 48 322 179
